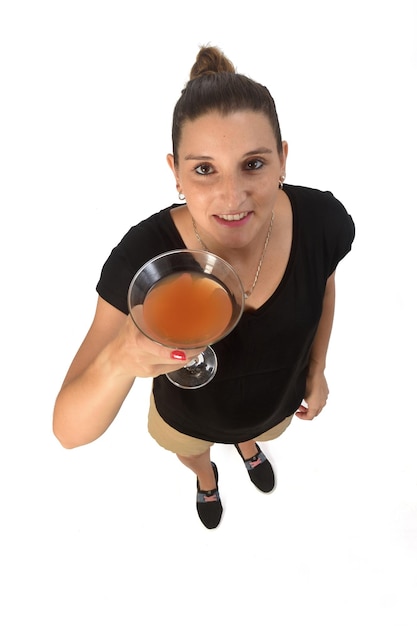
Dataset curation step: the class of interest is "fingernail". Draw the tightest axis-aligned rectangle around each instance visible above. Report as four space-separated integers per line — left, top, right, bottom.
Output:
170 350 187 361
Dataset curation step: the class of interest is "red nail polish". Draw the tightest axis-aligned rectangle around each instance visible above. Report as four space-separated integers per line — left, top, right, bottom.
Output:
170 350 187 361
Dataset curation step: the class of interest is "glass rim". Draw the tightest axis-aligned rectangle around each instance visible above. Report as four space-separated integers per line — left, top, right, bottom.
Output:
127 248 245 349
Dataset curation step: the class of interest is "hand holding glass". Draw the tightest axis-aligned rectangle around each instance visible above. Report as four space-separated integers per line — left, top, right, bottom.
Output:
127 249 245 389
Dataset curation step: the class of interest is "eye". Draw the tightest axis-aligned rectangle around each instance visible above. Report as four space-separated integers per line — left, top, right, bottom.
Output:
245 158 264 171
194 163 214 175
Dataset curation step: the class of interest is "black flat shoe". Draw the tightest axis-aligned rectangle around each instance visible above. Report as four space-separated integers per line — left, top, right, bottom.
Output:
196 462 223 529
235 443 275 493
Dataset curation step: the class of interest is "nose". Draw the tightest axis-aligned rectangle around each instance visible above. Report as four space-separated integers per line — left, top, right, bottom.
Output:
219 172 247 210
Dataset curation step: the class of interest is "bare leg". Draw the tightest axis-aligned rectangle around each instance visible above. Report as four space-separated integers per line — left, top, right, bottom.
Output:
177 449 216 491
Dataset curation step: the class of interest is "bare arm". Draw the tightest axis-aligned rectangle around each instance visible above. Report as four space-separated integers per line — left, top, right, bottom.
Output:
53 296 200 448
295 271 336 420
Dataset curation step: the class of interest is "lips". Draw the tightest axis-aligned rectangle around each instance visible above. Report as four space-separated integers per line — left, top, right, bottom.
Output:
216 211 250 222
217 212 248 221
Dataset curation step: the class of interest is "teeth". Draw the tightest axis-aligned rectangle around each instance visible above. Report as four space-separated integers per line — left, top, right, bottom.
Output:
218 212 248 221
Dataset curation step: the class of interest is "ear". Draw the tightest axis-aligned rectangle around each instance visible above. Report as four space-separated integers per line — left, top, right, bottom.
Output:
279 141 289 178
166 154 181 191
281 141 289 165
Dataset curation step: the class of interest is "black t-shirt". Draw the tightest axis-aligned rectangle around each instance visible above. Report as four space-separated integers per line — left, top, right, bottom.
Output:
97 185 355 443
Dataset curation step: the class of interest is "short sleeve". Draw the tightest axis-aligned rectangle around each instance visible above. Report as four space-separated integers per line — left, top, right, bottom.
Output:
324 192 355 276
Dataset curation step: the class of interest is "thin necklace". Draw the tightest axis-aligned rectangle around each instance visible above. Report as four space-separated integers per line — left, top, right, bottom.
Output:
192 212 274 299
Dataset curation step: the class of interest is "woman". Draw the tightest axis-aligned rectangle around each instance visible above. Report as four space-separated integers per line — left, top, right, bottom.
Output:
53 46 355 529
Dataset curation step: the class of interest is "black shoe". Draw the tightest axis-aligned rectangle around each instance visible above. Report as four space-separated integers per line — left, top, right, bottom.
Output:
235 443 275 493
196 462 223 529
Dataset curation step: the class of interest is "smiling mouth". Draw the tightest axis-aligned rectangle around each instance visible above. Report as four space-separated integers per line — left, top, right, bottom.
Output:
216 211 250 222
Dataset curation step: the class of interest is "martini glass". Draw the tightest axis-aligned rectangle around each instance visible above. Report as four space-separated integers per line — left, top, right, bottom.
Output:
128 249 245 389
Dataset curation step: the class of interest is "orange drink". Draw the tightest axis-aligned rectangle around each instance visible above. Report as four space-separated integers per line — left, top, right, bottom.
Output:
143 271 233 346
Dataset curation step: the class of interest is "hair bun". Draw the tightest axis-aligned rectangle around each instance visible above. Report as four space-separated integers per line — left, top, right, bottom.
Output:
189 45 236 80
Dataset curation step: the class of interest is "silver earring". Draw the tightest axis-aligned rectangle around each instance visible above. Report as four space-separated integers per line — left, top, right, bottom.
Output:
278 175 286 190
178 192 185 201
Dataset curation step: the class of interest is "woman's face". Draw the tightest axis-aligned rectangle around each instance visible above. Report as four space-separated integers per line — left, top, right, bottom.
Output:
167 110 287 250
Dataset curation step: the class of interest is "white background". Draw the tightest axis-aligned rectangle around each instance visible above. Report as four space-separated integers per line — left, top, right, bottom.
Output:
1 1 416 624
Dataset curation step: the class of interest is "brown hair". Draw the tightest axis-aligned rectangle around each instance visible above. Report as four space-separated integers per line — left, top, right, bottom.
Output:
171 46 283 163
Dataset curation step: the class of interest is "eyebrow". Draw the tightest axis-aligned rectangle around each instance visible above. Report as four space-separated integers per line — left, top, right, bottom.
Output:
184 147 274 161
184 154 213 161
